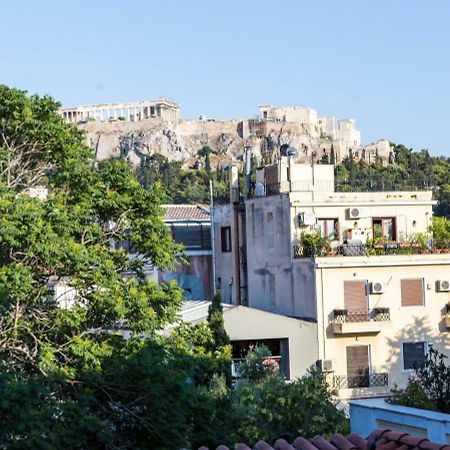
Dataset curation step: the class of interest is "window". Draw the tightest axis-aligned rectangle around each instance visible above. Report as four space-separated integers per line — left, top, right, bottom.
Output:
401 278 424 307
344 280 368 309
403 342 427 370
346 345 370 388
317 218 338 240
221 226 231 252
373 218 396 241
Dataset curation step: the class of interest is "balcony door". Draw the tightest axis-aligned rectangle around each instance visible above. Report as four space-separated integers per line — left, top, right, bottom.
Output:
344 280 368 322
346 345 370 388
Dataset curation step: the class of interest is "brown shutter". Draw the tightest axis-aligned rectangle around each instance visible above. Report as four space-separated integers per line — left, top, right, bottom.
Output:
344 281 367 310
401 279 424 306
346 346 369 378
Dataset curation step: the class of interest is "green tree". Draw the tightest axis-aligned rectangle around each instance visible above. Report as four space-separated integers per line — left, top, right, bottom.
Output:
0 85 207 449
198 145 214 177
330 144 336 165
233 347 349 445
207 290 230 349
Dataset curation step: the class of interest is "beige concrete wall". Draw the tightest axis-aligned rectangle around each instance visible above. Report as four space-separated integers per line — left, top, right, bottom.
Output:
213 205 234 303
224 306 318 379
315 255 450 398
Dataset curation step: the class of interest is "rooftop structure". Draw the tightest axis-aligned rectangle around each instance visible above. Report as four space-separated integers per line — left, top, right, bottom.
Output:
60 98 180 123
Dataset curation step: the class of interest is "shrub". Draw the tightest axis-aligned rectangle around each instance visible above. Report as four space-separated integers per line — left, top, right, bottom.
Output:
388 346 450 413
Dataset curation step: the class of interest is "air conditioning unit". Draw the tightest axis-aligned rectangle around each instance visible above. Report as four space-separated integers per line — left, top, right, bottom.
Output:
298 212 316 226
316 359 333 372
370 281 386 294
436 280 450 292
347 207 362 219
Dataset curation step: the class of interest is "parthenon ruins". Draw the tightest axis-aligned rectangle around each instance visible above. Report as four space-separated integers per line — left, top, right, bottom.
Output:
59 98 180 123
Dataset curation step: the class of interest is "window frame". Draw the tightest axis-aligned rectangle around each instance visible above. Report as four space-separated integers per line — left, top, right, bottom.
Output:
402 341 428 371
372 217 397 242
220 226 232 253
317 218 338 241
400 277 425 307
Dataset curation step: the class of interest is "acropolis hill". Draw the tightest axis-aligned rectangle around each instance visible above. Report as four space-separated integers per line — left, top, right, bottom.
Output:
60 99 393 168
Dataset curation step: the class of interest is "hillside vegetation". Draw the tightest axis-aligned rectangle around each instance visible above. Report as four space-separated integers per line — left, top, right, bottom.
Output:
136 144 450 216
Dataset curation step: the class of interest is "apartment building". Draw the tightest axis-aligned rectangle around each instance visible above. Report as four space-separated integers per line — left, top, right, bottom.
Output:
213 159 450 399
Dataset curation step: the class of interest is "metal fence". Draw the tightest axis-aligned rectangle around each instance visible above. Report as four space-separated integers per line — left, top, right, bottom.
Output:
264 179 431 196
333 372 389 389
294 242 450 258
330 308 390 324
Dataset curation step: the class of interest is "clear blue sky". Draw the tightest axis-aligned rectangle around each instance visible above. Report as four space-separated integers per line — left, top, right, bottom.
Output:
1 0 449 156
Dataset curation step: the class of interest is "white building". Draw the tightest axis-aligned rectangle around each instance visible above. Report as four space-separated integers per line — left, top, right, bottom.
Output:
214 160 450 399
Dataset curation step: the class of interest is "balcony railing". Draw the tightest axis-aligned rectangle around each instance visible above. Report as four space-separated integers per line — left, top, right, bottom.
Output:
330 308 390 324
335 179 430 192
333 372 389 389
294 241 450 258
265 179 431 196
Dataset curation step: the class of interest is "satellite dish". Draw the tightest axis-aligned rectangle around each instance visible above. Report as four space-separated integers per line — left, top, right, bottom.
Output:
162 272 205 300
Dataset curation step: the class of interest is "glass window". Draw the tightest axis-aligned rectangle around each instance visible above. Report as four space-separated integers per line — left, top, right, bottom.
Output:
403 342 427 370
221 226 231 252
317 219 337 240
373 218 396 241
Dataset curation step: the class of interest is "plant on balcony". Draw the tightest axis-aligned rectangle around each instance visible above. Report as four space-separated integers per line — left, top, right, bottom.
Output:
429 217 450 251
388 346 450 413
300 232 331 257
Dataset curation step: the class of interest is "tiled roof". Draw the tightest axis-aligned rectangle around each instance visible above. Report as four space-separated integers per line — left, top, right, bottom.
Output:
198 429 450 450
163 204 210 222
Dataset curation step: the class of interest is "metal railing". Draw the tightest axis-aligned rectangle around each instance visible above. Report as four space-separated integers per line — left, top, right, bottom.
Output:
265 179 431 196
333 372 389 389
294 241 450 258
335 179 430 192
330 308 390 324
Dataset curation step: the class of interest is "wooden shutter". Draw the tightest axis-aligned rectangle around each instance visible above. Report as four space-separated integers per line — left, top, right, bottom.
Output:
344 281 367 310
346 346 369 377
401 279 424 306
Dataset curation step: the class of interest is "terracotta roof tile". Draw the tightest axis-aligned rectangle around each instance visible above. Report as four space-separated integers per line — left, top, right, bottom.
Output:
331 434 357 450
235 444 252 450
312 436 338 450
347 433 368 450
293 437 320 450
163 204 210 222
198 429 450 450
274 438 296 450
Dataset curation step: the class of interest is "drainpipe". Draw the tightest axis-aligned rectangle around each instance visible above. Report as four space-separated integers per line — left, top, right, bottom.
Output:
210 180 216 295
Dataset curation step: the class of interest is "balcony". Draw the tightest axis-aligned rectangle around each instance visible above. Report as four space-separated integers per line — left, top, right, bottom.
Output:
329 308 390 335
333 372 389 389
293 241 450 258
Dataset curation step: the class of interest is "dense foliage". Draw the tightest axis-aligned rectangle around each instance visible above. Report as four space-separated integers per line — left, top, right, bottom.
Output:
135 151 229 204
388 346 450 413
229 346 349 447
335 145 450 217
136 144 450 216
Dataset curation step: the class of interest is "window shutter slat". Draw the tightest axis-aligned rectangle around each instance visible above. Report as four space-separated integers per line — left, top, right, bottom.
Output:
346 346 369 377
401 279 424 306
344 281 367 310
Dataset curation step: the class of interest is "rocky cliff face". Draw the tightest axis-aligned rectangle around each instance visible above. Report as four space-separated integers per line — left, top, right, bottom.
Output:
82 117 390 168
